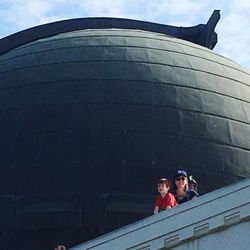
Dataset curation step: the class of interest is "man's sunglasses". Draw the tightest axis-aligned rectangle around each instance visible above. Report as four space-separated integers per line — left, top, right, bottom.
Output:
176 177 186 181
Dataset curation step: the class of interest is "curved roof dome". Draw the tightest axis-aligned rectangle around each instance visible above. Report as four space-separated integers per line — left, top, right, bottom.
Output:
0 25 249 249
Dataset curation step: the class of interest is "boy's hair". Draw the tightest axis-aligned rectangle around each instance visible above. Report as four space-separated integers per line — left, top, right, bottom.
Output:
188 175 198 190
157 178 171 187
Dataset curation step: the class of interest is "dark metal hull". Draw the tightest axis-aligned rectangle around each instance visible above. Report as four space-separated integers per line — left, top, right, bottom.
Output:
0 16 249 249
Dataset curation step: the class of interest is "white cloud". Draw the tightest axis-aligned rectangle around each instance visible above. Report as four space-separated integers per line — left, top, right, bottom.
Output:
215 0 250 69
230 0 250 12
76 0 211 26
0 0 211 35
143 0 211 26
2 0 51 27
78 0 126 16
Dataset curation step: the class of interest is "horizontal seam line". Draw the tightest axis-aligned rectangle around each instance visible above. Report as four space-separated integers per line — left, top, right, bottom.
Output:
0 60 249 88
0 78 250 105
1 44 248 76
0 101 250 126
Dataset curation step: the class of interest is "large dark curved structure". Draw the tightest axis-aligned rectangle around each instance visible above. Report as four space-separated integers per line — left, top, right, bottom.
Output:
0 12 250 249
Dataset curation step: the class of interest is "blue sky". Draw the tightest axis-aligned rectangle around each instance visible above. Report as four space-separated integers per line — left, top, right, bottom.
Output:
0 0 250 70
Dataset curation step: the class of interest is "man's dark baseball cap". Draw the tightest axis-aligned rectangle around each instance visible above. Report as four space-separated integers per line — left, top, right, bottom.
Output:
174 170 187 179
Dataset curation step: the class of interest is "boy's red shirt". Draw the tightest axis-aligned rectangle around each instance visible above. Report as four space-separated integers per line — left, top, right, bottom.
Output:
155 192 177 211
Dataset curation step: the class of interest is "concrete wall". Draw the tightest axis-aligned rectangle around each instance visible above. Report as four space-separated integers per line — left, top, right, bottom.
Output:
70 178 250 250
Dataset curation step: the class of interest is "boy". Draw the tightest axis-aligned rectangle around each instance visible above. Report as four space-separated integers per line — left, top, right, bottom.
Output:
154 178 177 214
187 175 199 199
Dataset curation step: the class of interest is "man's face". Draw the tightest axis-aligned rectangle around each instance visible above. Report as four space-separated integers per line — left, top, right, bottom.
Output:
157 183 169 194
175 175 188 188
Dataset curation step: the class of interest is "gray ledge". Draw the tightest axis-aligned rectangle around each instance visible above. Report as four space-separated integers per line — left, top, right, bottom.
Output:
70 178 250 250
